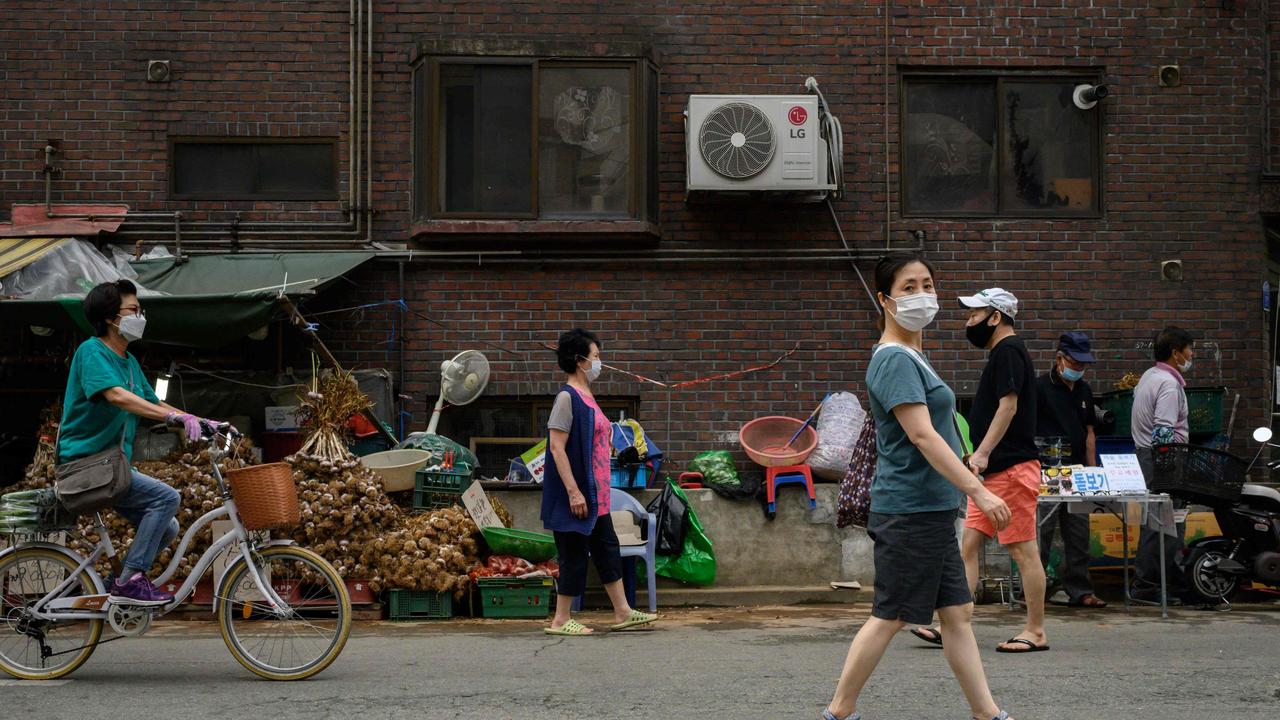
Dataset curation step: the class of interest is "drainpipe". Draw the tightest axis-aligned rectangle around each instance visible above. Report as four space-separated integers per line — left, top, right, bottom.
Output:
365 0 374 245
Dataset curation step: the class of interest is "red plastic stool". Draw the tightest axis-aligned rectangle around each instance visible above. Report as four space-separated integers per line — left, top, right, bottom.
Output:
765 464 816 515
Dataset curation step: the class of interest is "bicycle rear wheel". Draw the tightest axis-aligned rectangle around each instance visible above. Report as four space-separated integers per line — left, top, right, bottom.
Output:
0 547 104 680
216 545 350 681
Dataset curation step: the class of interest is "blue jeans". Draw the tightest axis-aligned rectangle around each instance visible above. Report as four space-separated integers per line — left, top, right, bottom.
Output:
114 470 181 575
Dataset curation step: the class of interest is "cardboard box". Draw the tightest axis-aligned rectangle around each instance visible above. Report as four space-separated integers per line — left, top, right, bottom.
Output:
264 406 300 431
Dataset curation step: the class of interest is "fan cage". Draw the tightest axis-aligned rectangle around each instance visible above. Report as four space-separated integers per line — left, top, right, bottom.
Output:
698 102 777 179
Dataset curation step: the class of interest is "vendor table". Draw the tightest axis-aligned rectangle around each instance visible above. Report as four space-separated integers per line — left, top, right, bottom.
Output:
1036 493 1176 619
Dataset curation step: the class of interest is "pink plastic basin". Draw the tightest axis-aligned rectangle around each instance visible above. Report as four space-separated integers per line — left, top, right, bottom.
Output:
739 416 818 467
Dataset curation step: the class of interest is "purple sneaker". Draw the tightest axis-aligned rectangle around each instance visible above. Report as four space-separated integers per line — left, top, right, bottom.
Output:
109 573 173 606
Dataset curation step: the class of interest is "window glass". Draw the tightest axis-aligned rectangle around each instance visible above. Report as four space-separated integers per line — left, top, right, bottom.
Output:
904 81 997 215
440 64 534 214
538 66 632 217
1001 81 1097 213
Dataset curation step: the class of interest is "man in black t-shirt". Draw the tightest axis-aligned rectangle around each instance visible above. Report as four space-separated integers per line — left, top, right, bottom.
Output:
1036 331 1106 609
914 287 1051 653
964 288 1047 653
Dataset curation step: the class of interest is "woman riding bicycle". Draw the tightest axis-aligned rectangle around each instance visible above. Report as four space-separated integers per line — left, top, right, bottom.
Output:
58 280 225 605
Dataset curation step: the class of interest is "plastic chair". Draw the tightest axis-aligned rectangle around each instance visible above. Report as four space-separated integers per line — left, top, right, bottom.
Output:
571 490 659 613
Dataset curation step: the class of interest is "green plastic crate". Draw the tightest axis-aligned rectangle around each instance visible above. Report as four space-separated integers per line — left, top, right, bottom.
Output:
413 469 472 510
387 589 453 620
1186 386 1226 436
1100 385 1224 438
477 577 554 618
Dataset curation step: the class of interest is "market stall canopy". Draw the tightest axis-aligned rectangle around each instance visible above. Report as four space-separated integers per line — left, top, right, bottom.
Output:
0 250 373 348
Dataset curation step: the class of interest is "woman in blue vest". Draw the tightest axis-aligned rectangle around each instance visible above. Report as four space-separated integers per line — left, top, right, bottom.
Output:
542 329 657 635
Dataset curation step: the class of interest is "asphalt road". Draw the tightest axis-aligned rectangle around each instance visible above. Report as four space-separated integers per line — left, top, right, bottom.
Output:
3 603 1279 720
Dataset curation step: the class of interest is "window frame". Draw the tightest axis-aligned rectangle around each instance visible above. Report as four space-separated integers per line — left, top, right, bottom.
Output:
416 53 656 223
168 136 340 201
899 68 1105 220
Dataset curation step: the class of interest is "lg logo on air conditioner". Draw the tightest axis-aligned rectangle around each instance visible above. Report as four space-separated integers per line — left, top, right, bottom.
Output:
788 106 807 138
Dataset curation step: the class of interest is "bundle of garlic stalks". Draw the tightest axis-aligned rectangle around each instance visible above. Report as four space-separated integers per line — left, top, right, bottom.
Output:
296 369 371 460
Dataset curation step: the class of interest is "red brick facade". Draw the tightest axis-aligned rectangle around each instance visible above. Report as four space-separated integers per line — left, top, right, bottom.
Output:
1 2 1272 467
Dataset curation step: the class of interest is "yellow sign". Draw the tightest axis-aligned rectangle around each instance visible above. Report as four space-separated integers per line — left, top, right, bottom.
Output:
1088 511 1221 566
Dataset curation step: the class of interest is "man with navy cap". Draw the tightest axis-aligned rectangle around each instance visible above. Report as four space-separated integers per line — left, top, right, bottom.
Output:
1035 332 1107 608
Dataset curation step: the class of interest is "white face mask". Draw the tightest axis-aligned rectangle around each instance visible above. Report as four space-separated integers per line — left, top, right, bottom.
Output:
1177 358 1192 373
115 314 147 343
886 292 939 332
584 359 602 382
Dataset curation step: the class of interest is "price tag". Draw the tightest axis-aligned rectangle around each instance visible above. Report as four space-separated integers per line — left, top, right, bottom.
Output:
462 481 503 529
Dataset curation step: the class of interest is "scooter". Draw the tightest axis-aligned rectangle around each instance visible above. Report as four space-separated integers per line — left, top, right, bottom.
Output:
1158 427 1280 605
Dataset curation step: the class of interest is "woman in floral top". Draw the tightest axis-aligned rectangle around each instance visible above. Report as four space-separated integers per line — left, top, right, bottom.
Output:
541 329 657 635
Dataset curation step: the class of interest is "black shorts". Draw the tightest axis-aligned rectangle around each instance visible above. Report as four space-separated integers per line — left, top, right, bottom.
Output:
867 509 972 625
552 513 623 598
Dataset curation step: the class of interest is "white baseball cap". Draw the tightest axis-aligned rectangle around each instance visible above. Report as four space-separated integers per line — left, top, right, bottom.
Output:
958 288 1019 319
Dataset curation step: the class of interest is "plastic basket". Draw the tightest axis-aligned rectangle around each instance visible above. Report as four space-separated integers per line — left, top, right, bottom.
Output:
477 577 554 618
481 526 558 562
1097 390 1134 437
1186 386 1226 436
610 461 650 489
412 469 471 510
225 462 301 531
1150 443 1247 504
386 588 453 620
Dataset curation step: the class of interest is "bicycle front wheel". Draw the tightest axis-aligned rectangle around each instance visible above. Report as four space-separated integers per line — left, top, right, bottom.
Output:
0 547 104 680
216 545 351 681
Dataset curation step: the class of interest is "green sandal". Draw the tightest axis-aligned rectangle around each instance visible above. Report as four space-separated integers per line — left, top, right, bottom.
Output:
544 619 594 636
609 610 657 631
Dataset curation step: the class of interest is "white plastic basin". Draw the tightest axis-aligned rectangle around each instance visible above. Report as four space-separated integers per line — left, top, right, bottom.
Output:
359 449 431 492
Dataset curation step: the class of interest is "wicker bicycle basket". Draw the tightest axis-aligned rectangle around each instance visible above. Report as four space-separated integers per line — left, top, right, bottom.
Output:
1150 443 1247 505
225 462 301 531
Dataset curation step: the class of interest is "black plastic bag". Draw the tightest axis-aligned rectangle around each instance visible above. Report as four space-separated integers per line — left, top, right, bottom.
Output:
645 480 690 556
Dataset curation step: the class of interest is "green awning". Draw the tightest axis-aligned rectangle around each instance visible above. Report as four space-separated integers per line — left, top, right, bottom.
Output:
0 251 373 348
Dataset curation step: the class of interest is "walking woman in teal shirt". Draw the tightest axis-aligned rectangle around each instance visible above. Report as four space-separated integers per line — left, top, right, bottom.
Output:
59 280 226 605
821 254 1016 720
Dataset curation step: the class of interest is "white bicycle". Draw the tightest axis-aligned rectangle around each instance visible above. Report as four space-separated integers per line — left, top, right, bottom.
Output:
0 424 351 681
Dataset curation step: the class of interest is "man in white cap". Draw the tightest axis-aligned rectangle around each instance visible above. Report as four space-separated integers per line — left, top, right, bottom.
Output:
911 288 1049 654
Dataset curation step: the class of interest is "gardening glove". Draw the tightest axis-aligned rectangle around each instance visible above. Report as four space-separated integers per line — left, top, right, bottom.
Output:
165 412 205 443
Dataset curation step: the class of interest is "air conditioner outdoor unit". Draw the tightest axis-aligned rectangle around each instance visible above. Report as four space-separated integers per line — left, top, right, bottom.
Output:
685 94 838 199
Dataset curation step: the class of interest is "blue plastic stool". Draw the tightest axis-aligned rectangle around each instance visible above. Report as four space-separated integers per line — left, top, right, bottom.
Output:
766 464 817 514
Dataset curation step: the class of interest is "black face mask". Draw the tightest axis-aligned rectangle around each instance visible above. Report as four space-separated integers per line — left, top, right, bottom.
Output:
966 311 998 349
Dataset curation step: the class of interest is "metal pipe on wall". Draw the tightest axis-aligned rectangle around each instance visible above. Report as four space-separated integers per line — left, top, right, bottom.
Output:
365 0 374 245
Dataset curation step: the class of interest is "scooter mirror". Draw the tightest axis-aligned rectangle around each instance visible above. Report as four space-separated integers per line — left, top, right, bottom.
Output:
1253 427 1273 444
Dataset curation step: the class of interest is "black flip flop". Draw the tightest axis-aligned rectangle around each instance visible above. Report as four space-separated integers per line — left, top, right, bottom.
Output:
910 626 943 646
996 637 1050 653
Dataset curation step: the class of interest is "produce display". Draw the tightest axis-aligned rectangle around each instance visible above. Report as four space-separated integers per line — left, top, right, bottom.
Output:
8 377 528 606
470 554 560 581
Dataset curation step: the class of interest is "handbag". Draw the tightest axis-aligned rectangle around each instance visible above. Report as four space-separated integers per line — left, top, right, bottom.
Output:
52 365 138 515
836 413 877 528
53 426 132 516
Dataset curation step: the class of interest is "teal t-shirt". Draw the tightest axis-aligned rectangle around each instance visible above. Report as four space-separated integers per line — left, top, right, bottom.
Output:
57 338 159 463
865 344 966 514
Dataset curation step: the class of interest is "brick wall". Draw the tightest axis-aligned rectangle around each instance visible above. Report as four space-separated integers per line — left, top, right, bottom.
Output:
1 2 1270 468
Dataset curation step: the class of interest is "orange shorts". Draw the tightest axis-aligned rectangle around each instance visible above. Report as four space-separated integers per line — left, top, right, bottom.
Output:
965 459 1041 545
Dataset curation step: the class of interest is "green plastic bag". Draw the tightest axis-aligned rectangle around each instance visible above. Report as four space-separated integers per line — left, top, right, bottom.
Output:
652 481 717 586
395 432 480 474
688 450 740 487
954 413 975 457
